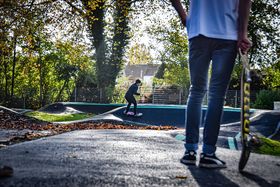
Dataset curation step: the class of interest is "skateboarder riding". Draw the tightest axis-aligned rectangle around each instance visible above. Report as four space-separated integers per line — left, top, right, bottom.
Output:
124 79 141 116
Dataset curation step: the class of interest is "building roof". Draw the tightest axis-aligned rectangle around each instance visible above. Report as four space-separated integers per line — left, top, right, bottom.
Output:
124 64 160 78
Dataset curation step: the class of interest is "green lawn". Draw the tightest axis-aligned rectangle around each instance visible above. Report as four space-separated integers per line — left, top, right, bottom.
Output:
254 136 280 156
25 111 95 122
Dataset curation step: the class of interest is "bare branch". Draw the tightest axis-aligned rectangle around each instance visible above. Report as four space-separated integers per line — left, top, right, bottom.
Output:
63 0 86 17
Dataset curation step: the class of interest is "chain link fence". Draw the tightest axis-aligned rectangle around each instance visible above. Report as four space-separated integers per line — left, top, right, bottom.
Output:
72 86 258 108
4 85 259 109
138 86 187 105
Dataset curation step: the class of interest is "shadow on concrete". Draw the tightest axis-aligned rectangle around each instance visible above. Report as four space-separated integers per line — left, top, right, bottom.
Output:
241 171 280 187
186 166 239 186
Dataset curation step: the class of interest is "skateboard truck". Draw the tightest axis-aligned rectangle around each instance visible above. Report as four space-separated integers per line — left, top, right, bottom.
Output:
247 134 261 148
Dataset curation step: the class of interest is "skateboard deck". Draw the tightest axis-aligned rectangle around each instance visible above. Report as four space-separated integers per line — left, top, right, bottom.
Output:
124 111 143 117
239 50 251 172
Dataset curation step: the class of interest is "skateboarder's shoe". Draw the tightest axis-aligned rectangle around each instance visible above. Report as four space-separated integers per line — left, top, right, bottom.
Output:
199 153 227 168
134 112 142 116
180 150 197 165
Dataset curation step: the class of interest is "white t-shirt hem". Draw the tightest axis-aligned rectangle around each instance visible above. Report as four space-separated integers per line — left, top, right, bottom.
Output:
188 33 238 41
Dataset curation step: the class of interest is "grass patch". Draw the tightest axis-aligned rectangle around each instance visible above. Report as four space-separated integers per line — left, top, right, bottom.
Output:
254 136 280 156
25 111 95 122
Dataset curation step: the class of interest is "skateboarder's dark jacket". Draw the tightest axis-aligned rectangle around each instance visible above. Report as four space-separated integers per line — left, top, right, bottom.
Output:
125 83 140 99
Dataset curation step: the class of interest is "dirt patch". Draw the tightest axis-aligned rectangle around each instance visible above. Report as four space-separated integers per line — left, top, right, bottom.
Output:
0 106 49 127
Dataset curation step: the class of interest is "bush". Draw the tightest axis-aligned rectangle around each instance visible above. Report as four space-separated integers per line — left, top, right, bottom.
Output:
253 89 280 109
111 77 130 104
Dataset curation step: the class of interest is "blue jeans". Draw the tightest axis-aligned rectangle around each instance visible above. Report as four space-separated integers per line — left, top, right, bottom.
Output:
185 35 237 154
125 95 137 114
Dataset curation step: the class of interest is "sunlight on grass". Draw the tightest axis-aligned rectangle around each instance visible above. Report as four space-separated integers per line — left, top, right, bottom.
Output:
25 111 95 122
254 136 280 156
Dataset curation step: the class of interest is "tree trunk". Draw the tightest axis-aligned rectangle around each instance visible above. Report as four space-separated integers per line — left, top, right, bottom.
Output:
81 0 131 103
55 80 68 102
109 0 131 82
38 40 43 107
82 0 108 102
4 59 9 103
10 35 17 102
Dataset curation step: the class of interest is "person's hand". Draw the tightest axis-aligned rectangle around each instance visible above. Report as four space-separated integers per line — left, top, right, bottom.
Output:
237 35 252 54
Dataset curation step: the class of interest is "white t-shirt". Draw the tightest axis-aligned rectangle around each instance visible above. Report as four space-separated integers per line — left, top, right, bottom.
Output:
186 0 239 40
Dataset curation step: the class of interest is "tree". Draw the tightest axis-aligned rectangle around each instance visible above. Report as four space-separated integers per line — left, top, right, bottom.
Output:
1 0 133 104
151 18 190 90
0 0 54 106
228 60 267 90
145 0 279 92
2 0 278 107
0 4 94 109
52 41 94 102
66 0 133 102
154 62 166 79
127 43 153 65
248 0 280 67
263 59 280 89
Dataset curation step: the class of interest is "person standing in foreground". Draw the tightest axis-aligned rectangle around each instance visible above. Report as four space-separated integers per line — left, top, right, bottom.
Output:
170 0 252 168
124 79 141 115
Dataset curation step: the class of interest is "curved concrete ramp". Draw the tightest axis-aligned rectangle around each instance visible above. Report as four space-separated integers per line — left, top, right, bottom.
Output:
221 110 280 139
106 104 243 128
40 103 279 136
42 102 253 127
40 102 125 115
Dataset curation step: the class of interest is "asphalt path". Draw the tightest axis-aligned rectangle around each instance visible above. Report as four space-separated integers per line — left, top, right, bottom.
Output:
0 129 279 187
